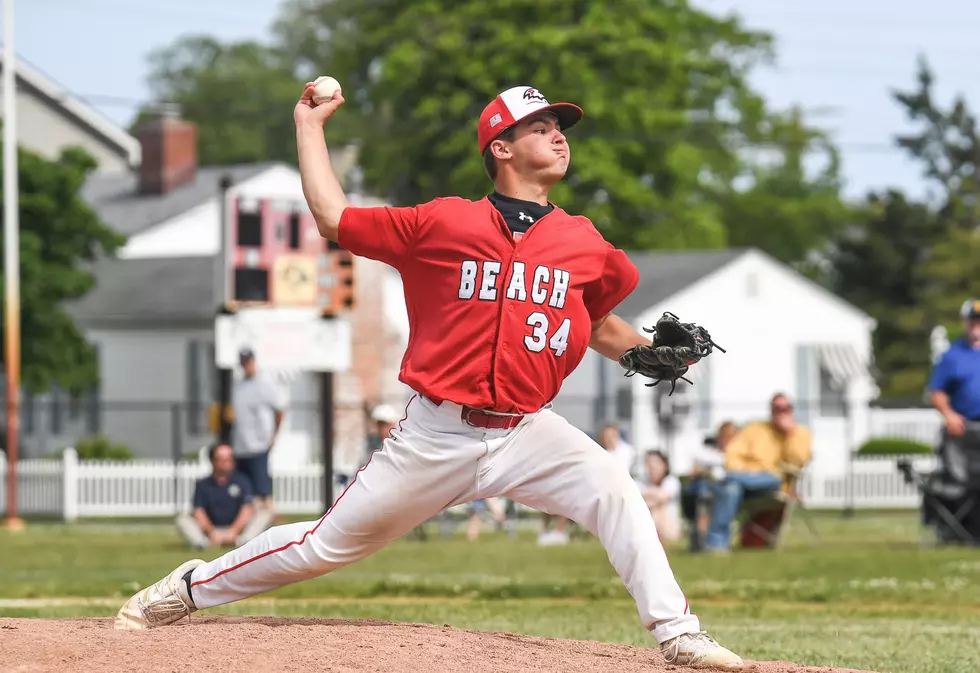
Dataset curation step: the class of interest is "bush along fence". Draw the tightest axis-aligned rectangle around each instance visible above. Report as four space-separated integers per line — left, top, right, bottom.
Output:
0 449 934 522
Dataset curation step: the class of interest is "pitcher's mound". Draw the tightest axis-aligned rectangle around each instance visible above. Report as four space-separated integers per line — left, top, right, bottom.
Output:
0 616 876 672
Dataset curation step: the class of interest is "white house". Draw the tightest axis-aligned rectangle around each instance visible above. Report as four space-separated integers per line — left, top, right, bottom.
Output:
550 248 879 479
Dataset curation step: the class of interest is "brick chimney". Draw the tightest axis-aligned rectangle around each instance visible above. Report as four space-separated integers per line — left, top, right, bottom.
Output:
136 106 198 195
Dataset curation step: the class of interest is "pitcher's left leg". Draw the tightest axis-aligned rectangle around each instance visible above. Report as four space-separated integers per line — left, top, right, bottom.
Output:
484 411 742 669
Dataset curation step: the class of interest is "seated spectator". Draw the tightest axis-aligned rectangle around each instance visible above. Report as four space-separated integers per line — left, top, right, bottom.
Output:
682 421 737 551
598 422 636 477
175 443 272 550
466 497 507 541
636 450 683 542
705 394 812 552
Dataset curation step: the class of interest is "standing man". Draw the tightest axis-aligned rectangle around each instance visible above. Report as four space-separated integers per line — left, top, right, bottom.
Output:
231 349 285 517
116 83 741 669
930 299 980 439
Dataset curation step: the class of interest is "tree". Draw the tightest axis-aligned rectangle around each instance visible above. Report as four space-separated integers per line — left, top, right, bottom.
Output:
891 57 980 362
719 107 854 268
825 57 980 400
269 0 849 252
893 56 980 230
829 191 939 399
0 144 125 394
132 37 306 167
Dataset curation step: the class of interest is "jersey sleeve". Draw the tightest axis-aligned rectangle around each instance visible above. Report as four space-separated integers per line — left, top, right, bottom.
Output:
928 351 955 393
337 205 421 268
582 244 640 322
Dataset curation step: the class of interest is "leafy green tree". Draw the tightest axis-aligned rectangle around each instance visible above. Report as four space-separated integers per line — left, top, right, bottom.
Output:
719 107 854 267
132 36 305 166
270 0 849 252
0 144 125 393
829 191 939 399
142 0 851 258
893 57 980 230
891 57 980 363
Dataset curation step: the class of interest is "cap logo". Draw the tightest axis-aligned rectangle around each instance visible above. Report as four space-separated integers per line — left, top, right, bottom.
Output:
489 112 503 128
522 88 548 104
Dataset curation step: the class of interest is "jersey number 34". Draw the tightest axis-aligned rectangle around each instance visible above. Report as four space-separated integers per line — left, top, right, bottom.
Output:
525 313 570 357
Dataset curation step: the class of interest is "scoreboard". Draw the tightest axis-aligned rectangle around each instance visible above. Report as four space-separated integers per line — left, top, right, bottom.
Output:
227 196 354 314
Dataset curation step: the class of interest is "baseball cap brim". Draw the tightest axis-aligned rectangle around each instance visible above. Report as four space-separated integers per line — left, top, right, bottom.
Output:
488 103 583 148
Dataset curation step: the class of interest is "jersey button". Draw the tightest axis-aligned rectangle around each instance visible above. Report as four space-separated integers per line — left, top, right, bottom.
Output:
508 306 514 312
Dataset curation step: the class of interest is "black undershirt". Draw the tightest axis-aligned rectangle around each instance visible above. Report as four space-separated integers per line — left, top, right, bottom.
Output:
488 191 554 234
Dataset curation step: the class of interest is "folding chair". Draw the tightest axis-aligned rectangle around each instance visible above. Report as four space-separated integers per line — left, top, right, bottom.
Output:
738 463 821 549
897 423 980 546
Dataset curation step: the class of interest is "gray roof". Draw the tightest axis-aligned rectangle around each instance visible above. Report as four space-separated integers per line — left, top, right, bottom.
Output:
82 163 274 237
67 256 217 327
615 248 748 320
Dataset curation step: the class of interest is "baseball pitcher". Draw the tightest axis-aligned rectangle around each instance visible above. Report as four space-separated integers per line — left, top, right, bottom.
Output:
115 82 740 669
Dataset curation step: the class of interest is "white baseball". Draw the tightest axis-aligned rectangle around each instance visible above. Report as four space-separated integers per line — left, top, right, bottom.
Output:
312 76 342 105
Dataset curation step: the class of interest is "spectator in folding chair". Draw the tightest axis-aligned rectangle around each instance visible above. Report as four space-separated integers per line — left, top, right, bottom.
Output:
704 394 812 553
176 443 273 550
681 421 737 551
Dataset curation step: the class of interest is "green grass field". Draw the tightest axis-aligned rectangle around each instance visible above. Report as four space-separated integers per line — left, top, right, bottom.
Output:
2 511 979 673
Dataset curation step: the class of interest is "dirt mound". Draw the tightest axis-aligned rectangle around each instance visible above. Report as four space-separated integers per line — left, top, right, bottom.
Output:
0 616 877 673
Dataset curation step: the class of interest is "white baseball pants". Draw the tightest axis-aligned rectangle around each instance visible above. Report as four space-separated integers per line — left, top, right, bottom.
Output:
188 394 700 643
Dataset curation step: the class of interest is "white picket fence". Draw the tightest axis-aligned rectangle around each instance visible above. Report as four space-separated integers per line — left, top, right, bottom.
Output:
0 448 933 521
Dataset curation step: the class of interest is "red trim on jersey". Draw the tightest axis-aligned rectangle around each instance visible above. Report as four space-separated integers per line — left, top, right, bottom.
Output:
191 396 417 590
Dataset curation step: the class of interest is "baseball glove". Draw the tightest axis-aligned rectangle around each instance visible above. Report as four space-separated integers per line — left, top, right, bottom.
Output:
619 312 725 395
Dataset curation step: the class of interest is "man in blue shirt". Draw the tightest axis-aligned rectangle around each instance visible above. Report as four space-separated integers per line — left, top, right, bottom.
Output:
929 299 980 436
176 443 272 550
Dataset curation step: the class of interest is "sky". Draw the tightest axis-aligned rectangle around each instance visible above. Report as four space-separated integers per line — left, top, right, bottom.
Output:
10 0 980 201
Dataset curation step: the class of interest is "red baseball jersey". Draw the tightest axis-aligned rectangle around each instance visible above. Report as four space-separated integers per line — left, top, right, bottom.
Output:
338 197 639 413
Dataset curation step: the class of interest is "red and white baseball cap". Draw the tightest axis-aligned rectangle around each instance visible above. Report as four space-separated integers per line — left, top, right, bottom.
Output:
478 86 583 153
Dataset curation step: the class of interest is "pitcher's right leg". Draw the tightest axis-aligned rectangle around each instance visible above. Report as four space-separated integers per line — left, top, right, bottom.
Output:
115 395 481 629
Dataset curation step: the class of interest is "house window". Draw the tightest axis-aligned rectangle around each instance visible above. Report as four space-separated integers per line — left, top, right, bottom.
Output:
818 365 846 417
49 386 64 435
22 394 35 436
85 343 102 434
186 340 215 434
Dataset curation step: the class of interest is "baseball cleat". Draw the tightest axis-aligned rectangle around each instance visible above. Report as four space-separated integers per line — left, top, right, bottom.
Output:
660 632 744 669
114 559 204 630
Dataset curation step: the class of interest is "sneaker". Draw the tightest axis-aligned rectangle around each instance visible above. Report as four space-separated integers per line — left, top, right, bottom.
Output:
114 559 205 630
661 632 744 669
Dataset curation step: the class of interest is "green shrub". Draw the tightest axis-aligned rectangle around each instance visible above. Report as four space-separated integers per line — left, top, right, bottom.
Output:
73 435 136 461
856 437 933 456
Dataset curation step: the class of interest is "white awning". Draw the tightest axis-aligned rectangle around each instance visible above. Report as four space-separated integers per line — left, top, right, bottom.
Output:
816 343 868 390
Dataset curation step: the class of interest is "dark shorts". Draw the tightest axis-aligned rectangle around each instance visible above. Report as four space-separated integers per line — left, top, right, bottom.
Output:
236 452 273 497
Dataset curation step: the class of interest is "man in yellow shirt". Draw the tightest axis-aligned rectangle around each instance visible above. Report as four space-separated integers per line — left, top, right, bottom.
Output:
705 393 812 551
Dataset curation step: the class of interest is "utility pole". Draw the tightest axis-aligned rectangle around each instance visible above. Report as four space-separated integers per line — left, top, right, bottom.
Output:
2 0 25 532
